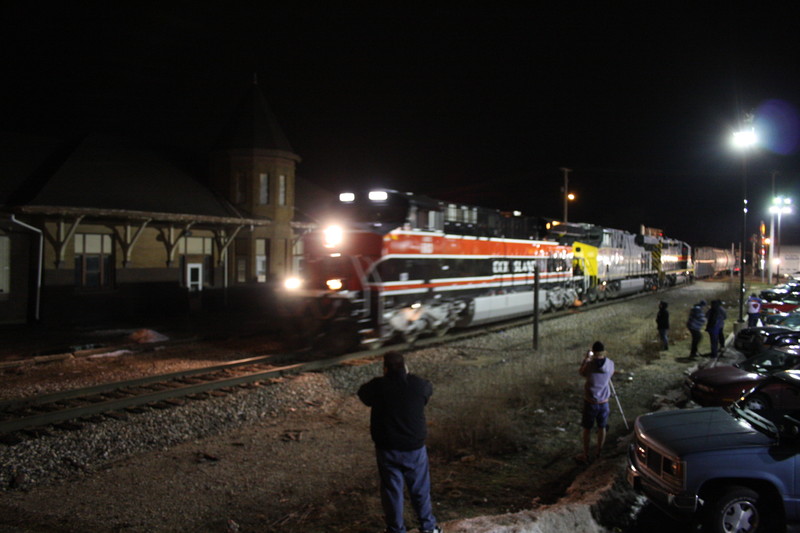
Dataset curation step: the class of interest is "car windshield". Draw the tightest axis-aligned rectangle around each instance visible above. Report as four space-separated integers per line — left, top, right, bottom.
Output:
778 315 800 328
738 351 800 373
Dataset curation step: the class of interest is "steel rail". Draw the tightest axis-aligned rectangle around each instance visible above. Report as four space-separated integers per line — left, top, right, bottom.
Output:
0 361 303 435
0 354 279 411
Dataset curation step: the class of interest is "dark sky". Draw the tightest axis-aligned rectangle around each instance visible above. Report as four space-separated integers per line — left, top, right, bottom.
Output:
4 5 800 249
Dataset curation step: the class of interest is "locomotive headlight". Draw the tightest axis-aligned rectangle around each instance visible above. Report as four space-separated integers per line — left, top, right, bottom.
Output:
323 225 344 248
326 279 344 291
369 190 388 201
284 277 302 290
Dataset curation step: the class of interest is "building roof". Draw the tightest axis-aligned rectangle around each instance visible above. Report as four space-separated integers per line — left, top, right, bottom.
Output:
4 133 268 226
215 81 300 160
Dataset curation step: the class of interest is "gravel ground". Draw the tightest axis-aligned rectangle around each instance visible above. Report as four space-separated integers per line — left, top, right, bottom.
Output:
0 281 738 532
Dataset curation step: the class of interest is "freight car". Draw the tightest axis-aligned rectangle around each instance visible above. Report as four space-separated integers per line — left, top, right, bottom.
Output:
283 189 692 353
693 246 736 278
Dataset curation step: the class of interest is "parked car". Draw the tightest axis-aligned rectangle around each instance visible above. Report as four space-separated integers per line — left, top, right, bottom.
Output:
760 299 800 315
685 348 800 407
760 282 800 302
762 311 800 325
628 370 800 532
734 320 800 355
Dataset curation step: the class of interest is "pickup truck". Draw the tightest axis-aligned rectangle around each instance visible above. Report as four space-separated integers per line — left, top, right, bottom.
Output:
627 371 800 533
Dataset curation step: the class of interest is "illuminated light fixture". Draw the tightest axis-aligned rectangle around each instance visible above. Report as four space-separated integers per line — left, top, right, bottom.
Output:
732 128 758 149
323 225 343 248
339 192 355 202
326 278 343 291
284 277 302 290
411 302 421 309
513 210 522 216
369 190 388 201
329 252 342 257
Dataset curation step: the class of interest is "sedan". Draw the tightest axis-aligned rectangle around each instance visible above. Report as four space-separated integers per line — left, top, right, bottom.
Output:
736 368 800 411
685 347 800 407
761 299 800 314
735 314 800 354
760 282 800 302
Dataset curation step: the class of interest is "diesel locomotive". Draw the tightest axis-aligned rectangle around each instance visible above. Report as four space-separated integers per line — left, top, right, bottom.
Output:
283 189 693 353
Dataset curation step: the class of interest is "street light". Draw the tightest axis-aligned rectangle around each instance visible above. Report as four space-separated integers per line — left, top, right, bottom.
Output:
732 125 757 324
560 167 572 222
769 196 792 280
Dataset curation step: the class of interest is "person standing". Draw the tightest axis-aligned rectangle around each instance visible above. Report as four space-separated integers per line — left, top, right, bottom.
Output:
357 352 442 533
577 341 615 463
716 300 727 353
656 301 670 351
706 300 723 358
686 300 706 357
747 293 762 328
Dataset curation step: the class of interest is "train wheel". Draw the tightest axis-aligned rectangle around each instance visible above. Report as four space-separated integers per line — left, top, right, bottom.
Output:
432 324 450 338
403 331 420 345
587 288 598 304
362 339 385 350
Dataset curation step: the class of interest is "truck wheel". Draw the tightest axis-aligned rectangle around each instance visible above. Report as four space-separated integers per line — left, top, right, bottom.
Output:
705 485 772 533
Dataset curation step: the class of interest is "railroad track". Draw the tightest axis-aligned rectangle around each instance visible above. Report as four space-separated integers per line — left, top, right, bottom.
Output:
0 351 363 442
0 285 675 442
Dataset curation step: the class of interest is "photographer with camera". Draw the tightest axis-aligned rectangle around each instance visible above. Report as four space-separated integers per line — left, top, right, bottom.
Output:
577 341 615 464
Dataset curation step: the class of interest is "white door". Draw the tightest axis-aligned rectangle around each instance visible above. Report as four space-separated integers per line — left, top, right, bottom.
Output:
187 263 203 292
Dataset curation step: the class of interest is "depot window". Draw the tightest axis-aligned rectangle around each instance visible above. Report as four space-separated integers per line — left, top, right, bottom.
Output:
259 173 269 205
74 233 114 289
256 239 270 282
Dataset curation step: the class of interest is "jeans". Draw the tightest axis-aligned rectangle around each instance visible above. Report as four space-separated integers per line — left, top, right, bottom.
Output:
689 328 702 356
658 328 669 350
376 446 437 533
708 327 721 357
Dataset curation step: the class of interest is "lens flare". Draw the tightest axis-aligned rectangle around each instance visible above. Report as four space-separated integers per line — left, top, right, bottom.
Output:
756 99 800 155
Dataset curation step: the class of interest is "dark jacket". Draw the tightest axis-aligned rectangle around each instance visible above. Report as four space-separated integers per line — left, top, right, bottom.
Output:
656 302 670 330
706 301 723 332
358 371 433 451
687 304 706 331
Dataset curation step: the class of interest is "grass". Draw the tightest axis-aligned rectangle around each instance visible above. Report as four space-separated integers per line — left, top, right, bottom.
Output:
427 284 740 458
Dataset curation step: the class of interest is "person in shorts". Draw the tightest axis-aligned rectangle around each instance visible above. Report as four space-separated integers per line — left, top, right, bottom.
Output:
577 341 615 463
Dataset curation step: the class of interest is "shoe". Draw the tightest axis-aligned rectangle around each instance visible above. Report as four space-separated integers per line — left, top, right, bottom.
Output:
573 453 590 464
421 528 442 533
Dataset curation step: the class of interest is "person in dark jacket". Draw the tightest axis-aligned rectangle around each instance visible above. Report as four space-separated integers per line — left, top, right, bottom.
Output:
686 300 706 357
656 301 670 350
706 300 723 357
357 352 441 533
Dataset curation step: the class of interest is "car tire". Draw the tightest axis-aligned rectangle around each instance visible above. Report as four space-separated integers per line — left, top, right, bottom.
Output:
704 485 773 533
742 393 771 411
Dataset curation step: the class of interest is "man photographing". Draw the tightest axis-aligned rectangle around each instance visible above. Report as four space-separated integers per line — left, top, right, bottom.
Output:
577 341 615 463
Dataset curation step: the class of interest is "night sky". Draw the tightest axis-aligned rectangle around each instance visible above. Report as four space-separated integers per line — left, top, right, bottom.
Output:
5 5 800 249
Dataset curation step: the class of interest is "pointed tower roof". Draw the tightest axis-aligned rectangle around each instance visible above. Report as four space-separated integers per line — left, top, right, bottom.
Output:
216 79 300 160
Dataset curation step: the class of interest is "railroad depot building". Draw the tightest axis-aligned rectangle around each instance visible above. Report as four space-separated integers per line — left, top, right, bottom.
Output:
0 83 307 325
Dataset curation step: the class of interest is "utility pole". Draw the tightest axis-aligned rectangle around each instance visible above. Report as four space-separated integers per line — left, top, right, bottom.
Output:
560 167 572 222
